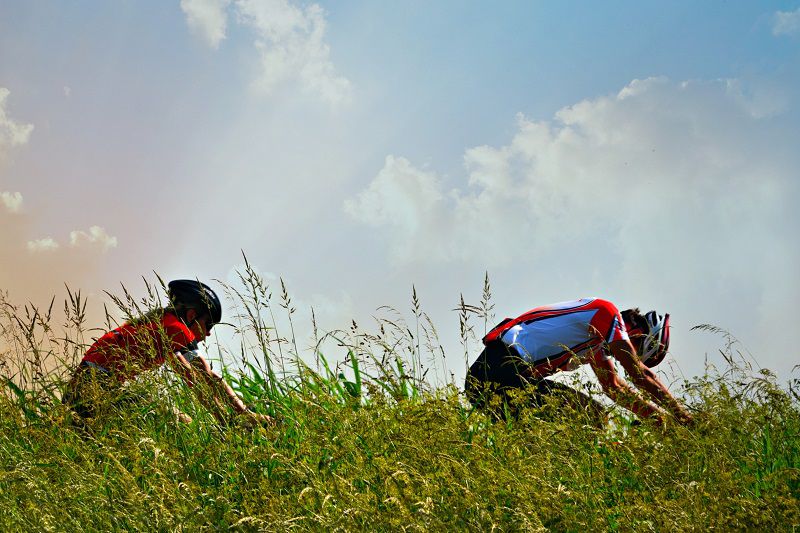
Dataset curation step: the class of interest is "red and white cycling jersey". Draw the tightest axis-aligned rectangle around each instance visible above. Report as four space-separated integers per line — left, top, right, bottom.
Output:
482 298 629 378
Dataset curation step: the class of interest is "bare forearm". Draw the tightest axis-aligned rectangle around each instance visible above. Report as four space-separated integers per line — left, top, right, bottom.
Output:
604 382 664 422
208 374 248 414
609 340 692 424
204 376 276 426
185 367 244 416
173 354 274 426
630 369 691 421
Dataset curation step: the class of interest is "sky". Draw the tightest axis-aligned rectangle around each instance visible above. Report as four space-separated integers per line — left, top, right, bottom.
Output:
1 1 799 385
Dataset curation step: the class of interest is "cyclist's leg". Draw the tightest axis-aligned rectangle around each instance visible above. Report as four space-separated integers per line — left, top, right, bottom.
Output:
62 364 115 419
465 347 491 408
466 341 539 417
467 342 505 409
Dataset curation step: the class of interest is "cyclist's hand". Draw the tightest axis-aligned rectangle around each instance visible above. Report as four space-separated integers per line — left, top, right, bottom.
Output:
676 410 695 428
236 409 276 429
649 412 667 431
248 410 276 426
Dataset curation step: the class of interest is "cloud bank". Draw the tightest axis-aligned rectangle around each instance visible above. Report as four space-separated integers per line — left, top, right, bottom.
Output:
348 77 797 267
347 77 799 377
180 0 351 105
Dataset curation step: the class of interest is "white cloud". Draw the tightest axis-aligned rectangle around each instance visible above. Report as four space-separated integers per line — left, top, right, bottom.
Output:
1 191 23 213
69 226 118 251
773 8 800 36
234 0 351 105
0 88 34 157
346 77 800 377
344 156 452 261
27 237 60 253
181 0 231 48
179 0 350 105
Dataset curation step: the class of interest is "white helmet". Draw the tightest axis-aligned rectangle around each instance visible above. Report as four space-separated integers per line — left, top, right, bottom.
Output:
639 311 670 367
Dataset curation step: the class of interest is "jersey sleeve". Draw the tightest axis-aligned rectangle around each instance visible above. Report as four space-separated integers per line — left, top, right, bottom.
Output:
165 325 194 352
589 299 630 344
160 317 196 354
482 317 514 344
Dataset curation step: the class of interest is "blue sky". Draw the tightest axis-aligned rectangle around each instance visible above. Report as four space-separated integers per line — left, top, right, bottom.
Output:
1 1 799 383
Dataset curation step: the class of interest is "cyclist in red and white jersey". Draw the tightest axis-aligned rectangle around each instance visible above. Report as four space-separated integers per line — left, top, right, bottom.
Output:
63 279 272 426
465 298 692 427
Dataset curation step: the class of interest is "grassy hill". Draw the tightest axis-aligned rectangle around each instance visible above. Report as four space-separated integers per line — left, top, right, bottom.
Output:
1 274 798 531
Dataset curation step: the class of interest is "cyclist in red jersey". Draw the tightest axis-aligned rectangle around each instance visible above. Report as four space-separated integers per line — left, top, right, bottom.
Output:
465 298 692 427
63 280 272 426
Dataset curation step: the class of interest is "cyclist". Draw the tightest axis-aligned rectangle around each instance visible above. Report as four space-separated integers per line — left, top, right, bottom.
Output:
465 298 692 427
63 279 272 426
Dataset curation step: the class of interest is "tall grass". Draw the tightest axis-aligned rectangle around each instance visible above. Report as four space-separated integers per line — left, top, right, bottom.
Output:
1 269 798 530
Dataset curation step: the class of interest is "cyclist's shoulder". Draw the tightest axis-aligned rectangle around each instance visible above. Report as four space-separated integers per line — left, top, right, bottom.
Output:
159 311 195 346
581 297 622 315
520 297 603 317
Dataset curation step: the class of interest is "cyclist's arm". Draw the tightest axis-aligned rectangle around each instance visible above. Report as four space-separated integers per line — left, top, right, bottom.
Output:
166 350 271 425
608 339 693 425
588 354 666 425
166 350 195 385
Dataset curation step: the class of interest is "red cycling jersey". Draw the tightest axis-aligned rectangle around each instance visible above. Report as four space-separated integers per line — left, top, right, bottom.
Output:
482 298 629 379
81 311 196 381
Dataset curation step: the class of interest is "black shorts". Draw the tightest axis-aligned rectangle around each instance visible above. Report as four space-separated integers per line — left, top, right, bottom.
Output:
465 340 589 409
466 339 530 385
62 362 142 419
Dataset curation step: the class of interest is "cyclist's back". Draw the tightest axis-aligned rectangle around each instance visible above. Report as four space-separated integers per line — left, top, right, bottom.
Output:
483 297 628 378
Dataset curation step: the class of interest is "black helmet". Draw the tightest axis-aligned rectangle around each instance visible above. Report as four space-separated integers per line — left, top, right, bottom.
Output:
167 279 222 325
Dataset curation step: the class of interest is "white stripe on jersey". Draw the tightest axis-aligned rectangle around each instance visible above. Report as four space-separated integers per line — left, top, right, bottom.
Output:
607 316 620 343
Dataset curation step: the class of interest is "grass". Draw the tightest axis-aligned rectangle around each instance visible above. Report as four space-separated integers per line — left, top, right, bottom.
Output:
1 267 799 531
